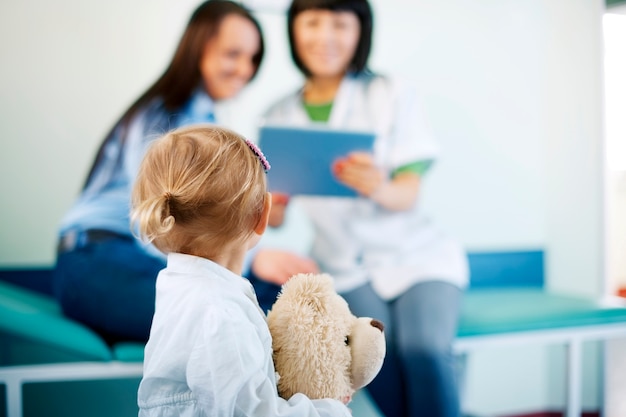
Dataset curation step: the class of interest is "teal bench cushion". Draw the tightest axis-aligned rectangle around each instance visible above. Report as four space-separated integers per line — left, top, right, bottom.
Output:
113 342 145 362
459 288 626 337
0 280 113 364
0 279 146 365
0 279 59 314
4 260 626 366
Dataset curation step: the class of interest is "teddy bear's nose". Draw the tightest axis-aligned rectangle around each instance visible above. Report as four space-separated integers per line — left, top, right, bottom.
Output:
370 319 384 332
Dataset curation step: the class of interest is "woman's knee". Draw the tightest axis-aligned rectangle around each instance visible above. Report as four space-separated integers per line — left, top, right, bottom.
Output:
393 281 461 345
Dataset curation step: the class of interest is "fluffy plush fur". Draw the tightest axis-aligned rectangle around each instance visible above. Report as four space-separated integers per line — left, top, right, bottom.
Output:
267 273 386 401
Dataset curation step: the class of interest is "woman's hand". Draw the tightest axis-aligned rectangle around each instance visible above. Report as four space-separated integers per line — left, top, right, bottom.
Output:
268 193 290 228
332 152 384 197
333 152 421 211
251 249 319 285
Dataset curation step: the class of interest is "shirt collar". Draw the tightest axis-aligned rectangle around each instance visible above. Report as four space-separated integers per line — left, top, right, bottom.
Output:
182 87 216 124
166 253 265 317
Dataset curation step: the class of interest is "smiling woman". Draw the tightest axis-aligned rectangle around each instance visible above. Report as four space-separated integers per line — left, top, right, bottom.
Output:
250 1 468 417
51 0 265 344
200 14 261 100
291 9 362 83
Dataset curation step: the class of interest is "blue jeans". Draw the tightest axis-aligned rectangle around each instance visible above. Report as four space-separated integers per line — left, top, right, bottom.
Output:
246 271 282 314
53 236 165 343
341 281 462 417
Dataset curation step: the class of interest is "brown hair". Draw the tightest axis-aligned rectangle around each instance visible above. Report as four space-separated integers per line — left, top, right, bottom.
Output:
131 125 268 257
83 0 264 189
128 0 264 117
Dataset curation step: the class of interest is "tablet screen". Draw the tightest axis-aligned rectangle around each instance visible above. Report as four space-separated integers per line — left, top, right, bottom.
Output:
258 125 376 197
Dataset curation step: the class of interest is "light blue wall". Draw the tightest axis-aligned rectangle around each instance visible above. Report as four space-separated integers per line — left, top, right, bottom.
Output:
0 0 607 415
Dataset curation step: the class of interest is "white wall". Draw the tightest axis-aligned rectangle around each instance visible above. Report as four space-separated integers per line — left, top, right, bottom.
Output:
541 0 606 298
604 12 626 294
0 0 607 415
0 0 604 268
0 0 199 265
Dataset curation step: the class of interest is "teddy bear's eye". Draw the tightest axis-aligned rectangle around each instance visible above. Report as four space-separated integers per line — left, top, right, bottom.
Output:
344 336 350 346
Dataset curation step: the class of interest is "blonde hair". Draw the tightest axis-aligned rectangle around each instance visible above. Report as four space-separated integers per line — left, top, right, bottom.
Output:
131 125 268 257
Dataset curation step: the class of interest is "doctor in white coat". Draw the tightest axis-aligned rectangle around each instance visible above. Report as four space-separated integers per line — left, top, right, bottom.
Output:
254 0 469 416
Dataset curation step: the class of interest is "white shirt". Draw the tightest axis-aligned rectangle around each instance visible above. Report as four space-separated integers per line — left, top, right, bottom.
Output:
261 73 469 299
138 253 349 417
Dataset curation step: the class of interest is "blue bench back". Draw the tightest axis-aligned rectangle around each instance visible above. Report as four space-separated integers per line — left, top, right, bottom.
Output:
0 249 546 295
467 250 544 289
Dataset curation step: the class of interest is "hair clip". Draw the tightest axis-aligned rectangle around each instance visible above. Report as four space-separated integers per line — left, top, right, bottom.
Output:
245 140 271 173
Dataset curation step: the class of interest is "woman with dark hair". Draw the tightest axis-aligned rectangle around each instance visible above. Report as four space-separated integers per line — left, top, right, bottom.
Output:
53 0 267 343
254 0 470 416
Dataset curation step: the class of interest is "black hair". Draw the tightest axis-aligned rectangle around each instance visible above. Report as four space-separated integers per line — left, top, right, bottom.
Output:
287 0 372 76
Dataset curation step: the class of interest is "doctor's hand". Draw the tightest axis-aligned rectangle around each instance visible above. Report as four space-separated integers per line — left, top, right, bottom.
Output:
332 152 384 197
268 192 290 228
333 152 421 211
251 249 319 285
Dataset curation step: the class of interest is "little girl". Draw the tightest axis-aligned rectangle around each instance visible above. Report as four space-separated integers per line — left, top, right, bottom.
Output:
132 125 350 416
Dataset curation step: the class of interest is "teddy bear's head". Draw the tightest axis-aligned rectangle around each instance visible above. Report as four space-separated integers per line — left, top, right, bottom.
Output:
267 273 386 401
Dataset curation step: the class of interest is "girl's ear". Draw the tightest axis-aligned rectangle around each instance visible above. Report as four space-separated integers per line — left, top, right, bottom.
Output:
254 192 272 236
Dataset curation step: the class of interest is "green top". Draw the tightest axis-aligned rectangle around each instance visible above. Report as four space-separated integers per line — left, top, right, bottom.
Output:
304 101 334 123
393 160 433 177
303 100 433 177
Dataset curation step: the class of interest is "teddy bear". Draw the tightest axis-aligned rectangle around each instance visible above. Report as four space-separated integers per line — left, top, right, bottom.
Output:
267 273 386 402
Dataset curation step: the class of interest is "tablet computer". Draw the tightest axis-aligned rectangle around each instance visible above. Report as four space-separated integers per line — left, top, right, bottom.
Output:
258 125 376 197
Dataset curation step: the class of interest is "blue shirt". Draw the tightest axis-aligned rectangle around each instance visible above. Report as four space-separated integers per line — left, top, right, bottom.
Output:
58 89 216 253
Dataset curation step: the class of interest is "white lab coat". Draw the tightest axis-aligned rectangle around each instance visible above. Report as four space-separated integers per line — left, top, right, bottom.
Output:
261 73 469 299
138 253 349 417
